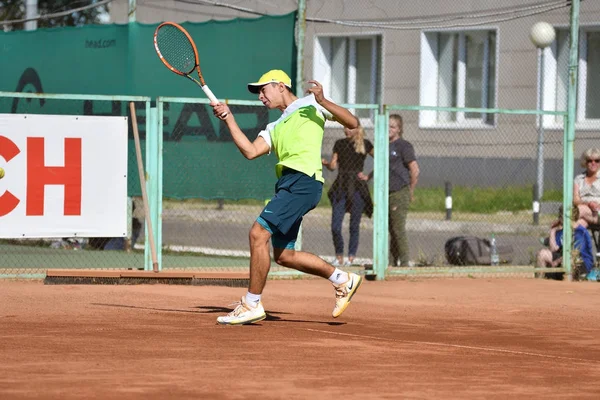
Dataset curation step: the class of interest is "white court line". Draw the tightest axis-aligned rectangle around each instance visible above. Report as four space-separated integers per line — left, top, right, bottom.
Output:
305 328 599 364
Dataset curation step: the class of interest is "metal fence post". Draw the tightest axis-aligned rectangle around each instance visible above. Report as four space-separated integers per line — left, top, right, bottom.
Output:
445 181 452 220
563 0 580 280
532 183 540 225
145 104 162 271
373 108 389 280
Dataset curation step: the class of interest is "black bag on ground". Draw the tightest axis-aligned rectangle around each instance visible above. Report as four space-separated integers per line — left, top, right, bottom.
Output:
444 235 513 266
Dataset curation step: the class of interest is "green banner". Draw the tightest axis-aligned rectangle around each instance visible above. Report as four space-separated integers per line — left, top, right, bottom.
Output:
0 14 297 98
0 13 297 200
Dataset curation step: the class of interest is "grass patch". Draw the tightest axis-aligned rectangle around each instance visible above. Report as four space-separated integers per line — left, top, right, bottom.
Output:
410 186 562 214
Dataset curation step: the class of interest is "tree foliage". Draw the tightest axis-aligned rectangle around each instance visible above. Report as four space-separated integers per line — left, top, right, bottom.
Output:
1 0 108 31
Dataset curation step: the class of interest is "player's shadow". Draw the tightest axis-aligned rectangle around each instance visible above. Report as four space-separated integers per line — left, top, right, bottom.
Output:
92 303 200 314
196 305 346 326
91 303 346 326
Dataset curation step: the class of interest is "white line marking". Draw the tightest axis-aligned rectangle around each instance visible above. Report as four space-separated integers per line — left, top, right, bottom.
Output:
305 328 599 364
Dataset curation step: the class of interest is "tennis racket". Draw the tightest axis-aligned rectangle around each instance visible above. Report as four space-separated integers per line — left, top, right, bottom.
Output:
153 22 226 116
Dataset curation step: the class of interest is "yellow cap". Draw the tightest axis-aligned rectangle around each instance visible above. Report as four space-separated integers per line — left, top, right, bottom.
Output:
247 69 292 93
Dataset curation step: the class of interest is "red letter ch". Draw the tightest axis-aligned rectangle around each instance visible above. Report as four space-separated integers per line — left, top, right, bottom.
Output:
26 137 82 216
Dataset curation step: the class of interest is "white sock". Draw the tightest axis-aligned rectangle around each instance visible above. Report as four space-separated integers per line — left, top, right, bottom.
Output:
245 292 261 308
328 268 349 285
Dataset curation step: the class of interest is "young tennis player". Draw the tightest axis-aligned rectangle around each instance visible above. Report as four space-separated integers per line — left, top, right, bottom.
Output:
210 69 363 325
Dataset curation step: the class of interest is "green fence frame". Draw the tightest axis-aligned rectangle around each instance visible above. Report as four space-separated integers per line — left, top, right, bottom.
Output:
0 91 156 273
375 104 570 280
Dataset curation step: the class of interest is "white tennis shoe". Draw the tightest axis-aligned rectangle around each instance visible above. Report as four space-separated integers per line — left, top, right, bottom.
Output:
332 272 363 318
217 297 266 325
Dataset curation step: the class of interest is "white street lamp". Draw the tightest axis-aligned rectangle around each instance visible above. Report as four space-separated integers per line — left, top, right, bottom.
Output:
530 21 556 224
531 22 557 48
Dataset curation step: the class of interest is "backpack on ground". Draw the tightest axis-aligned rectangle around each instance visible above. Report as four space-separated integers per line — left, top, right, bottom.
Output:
444 235 513 266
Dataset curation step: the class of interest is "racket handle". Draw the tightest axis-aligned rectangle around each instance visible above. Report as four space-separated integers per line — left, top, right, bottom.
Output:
202 85 228 118
201 85 218 104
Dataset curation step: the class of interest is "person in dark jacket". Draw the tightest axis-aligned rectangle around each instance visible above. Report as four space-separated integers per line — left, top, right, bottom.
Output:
323 123 374 267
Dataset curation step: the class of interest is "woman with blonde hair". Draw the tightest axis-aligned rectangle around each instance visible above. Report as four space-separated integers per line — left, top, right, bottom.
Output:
573 147 600 227
323 124 374 267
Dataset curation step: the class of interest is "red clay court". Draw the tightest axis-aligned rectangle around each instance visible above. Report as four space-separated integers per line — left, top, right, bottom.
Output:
1 278 599 399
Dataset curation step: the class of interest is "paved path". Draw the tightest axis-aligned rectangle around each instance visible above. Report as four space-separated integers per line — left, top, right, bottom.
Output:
159 206 550 266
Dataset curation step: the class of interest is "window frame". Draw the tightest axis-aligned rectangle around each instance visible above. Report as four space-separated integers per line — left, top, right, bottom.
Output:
543 24 600 130
419 28 499 129
313 32 383 128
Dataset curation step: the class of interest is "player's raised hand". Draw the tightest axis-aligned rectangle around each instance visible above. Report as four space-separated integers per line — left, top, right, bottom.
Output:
306 80 325 104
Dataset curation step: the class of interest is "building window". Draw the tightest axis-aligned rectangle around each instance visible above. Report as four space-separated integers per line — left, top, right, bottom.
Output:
313 35 381 122
420 30 497 128
546 27 600 127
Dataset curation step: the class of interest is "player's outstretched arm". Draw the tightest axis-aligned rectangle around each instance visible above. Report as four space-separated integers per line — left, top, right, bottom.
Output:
306 80 359 129
211 102 269 160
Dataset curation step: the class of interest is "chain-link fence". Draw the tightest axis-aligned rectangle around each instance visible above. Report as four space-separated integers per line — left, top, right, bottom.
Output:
152 97 570 279
382 105 569 278
0 93 581 280
3 1 600 280
0 92 151 278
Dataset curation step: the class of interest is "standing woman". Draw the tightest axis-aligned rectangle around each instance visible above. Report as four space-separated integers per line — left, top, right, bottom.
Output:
323 124 374 267
573 147 600 227
388 114 419 267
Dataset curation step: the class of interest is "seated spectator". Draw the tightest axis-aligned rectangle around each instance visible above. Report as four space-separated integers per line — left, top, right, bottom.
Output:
536 205 595 280
573 148 600 228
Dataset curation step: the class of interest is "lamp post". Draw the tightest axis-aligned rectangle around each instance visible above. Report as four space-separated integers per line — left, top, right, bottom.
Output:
128 0 136 23
25 0 38 31
530 21 556 224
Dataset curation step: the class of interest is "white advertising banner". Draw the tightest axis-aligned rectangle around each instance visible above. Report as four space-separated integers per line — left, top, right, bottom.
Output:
0 114 128 238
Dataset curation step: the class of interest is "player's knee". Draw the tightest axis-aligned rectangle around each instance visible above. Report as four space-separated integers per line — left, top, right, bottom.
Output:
249 223 270 245
274 250 293 266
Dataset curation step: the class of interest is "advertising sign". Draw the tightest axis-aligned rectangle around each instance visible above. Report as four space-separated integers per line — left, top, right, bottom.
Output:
0 114 128 238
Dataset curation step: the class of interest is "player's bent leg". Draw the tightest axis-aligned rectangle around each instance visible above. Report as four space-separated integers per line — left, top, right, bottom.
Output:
217 296 266 326
274 248 333 278
273 248 363 318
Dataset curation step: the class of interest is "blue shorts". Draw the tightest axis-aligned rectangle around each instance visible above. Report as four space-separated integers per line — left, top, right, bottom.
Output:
257 169 322 250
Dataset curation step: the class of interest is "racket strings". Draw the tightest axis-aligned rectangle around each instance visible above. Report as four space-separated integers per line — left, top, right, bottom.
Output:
156 25 197 74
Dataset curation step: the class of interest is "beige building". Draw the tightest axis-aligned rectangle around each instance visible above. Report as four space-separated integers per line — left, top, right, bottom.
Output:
110 0 600 188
